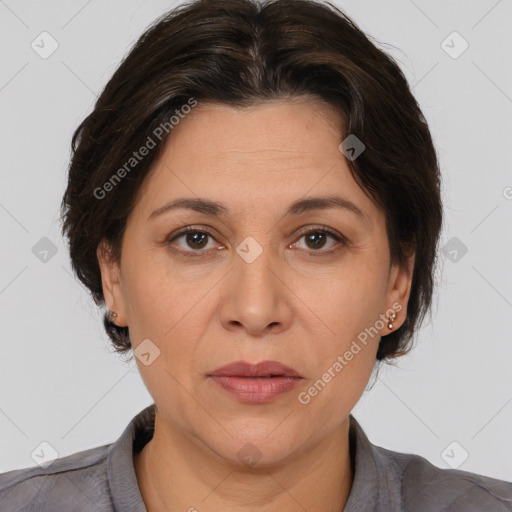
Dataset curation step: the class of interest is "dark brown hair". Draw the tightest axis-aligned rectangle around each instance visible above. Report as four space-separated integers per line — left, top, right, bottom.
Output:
60 0 442 363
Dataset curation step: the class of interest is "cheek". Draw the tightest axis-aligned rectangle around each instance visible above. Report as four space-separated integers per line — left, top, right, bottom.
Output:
122 254 214 372
298 270 385 418
298 349 375 438
121 268 170 343
125 262 208 419
310 255 389 340
304 255 389 415
121 245 190 333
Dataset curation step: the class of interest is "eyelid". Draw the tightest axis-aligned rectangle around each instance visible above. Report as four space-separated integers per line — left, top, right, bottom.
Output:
166 225 222 253
293 224 348 243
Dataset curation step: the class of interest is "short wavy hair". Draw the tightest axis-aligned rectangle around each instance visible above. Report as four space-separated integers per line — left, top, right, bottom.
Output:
60 0 443 363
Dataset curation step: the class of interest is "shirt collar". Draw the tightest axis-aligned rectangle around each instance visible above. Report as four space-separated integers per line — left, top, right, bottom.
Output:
344 414 403 511
107 404 402 512
107 404 155 511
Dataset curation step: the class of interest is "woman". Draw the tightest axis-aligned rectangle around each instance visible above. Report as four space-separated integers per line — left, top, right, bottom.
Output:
1 0 511 510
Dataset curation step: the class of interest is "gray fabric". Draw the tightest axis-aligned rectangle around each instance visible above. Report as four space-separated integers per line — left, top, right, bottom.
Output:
1 404 511 511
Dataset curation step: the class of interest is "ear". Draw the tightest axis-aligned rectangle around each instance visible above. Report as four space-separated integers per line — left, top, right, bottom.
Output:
383 251 415 332
96 239 128 327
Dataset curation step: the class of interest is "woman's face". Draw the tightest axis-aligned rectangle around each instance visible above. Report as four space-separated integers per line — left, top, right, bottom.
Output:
98 98 414 465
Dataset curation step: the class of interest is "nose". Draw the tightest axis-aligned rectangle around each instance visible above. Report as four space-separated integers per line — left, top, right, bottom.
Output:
219 240 293 338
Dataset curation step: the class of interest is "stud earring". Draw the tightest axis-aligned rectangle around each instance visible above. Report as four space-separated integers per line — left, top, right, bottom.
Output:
387 312 396 330
110 310 118 322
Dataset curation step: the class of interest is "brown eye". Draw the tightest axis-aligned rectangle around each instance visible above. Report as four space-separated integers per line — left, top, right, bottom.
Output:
183 232 209 250
304 231 328 250
292 227 347 255
166 227 219 255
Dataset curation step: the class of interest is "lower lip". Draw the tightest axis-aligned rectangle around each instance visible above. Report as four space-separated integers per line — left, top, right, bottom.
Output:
209 376 302 403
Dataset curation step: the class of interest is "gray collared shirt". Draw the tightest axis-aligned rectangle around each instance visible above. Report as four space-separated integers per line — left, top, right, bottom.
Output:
1 404 511 511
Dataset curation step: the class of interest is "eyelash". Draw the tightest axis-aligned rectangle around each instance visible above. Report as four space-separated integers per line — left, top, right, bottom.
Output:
165 225 347 257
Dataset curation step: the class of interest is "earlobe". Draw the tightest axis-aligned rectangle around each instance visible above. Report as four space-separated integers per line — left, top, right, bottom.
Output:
386 251 415 330
96 240 127 326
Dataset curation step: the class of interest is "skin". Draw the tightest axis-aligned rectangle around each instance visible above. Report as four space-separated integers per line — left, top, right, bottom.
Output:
97 97 415 512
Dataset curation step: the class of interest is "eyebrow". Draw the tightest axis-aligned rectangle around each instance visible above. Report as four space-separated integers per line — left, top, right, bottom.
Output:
147 195 369 224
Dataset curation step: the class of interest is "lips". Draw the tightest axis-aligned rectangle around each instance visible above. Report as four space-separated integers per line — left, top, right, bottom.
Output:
209 360 303 378
208 360 303 404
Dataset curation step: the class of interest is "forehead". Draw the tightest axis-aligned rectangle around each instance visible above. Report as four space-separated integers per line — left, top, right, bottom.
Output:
165 98 344 160
132 99 382 225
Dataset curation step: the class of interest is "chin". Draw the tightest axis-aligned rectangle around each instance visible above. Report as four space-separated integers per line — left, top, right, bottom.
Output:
201 418 310 469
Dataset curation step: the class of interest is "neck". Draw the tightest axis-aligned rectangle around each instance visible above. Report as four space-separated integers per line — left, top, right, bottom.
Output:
134 414 354 512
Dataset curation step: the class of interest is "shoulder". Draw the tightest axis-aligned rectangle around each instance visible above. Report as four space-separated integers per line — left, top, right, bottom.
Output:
376 444 512 511
0 443 115 512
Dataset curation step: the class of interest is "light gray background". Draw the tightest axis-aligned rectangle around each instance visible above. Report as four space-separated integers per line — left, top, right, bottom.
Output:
1 0 511 482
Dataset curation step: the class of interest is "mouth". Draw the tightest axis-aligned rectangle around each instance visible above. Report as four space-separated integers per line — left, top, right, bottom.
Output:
208 360 303 403
209 360 303 378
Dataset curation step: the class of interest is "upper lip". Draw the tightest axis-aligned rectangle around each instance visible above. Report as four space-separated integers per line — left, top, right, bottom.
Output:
209 360 303 378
